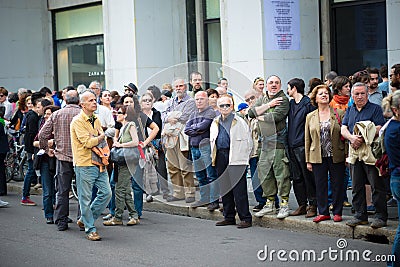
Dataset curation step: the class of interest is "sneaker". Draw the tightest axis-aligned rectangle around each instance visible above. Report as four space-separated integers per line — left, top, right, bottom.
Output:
77 219 85 231
102 214 112 220
103 217 123 226
57 221 68 231
254 200 275 218
367 205 376 214
276 200 290 219
46 217 54 224
127 217 139 226
387 198 398 207
21 197 36 206
253 204 265 212
146 195 153 203
0 199 9 207
86 231 101 241
346 218 369 227
370 218 387 229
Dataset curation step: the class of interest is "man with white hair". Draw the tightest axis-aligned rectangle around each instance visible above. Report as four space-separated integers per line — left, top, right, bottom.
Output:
162 78 197 203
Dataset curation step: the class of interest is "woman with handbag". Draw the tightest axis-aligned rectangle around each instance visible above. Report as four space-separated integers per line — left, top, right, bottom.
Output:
305 84 346 223
33 105 60 224
104 105 140 226
141 92 169 200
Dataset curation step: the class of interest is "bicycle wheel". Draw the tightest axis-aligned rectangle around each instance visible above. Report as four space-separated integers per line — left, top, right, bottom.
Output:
5 152 16 183
17 152 28 182
71 177 78 200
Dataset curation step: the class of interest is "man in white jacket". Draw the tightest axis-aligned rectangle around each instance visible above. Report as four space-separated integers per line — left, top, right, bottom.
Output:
210 96 253 229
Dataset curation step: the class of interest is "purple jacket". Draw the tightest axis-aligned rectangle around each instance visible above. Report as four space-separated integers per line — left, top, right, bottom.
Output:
184 106 216 147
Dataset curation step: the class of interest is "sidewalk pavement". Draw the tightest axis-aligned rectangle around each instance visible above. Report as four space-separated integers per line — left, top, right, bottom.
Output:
7 180 398 244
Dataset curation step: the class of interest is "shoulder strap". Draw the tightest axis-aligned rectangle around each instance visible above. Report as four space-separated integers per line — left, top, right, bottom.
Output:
333 108 341 125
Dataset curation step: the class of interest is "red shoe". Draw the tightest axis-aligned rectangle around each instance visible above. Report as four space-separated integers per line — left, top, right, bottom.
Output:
21 197 37 206
313 215 331 223
333 215 342 222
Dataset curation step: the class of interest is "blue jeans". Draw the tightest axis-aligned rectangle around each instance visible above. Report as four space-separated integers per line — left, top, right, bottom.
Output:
191 145 219 203
389 173 400 267
22 153 37 198
132 165 144 217
41 160 55 219
108 169 116 216
75 166 111 234
249 157 266 206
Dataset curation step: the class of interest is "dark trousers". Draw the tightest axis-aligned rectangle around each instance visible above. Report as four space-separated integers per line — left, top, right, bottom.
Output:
288 146 317 206
53 160 74 224
312 157 345 216
216 149 251 223
350 160 388 221
0 153 7 195
156 148 169 195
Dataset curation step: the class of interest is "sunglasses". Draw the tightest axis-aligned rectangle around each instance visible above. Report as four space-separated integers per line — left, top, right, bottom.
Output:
245 96 255 102
142 99 152 103
0 95 5 97
219 104 231 109
117 111 125 115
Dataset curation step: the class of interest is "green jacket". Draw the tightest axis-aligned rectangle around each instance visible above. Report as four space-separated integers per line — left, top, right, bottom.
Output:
248 90 289 138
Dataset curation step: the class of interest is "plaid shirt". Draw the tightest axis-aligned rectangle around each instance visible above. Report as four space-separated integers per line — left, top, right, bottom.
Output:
38 104 81 162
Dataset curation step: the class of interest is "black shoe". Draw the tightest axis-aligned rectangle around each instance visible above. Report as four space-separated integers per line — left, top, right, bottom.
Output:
67 217 73 223
253 204 265 212
215 220 236 226
207 202 220 211
371 218 387 229
46 218 54 224
346 218 369 227
166 196 185 202
237 221 252 229
57 222 68 231
185 197 195 203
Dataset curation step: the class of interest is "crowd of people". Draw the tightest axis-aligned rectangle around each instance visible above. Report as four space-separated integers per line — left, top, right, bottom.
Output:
0 64 399 265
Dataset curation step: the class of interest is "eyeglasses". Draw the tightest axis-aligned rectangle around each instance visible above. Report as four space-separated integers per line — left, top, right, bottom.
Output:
0 95 4 97
102 94 111 97
142 99 152 103
219 104 231 109
117 111 124 114
245 96 255 102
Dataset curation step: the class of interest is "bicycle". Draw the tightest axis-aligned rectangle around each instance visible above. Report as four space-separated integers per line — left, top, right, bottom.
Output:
70 174 78 200
5 129 28 182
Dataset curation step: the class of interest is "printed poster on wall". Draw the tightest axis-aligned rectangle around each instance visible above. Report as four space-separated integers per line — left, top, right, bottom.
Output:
264 0 300 51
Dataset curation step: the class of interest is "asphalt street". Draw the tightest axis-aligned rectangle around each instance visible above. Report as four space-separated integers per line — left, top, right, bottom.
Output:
0 192 394 267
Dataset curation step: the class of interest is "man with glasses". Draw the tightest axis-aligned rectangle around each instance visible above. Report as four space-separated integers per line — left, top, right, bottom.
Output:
248 75 291 219
88 80 102 102
243 89 266 212
163 78 197 203
0 87 13 120
210 96 252 228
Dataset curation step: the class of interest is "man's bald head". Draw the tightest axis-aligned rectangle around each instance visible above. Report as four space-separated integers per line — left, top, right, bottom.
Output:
194 90 209 111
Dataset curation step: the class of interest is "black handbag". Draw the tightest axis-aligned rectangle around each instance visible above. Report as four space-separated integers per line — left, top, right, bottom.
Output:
110 122 140 166
110 146 139 166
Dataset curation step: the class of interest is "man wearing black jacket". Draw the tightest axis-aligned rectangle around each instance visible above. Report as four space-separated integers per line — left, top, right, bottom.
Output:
21 92 43 206
287 78 317 217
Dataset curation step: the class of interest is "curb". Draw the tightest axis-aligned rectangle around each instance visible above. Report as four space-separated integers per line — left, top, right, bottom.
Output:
7 181 42 195
144 200 397 244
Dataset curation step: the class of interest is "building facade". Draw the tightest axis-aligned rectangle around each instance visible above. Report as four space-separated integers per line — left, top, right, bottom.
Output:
0 0 399 96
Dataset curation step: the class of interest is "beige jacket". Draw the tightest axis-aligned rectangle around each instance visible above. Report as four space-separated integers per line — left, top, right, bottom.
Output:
347 120 377 165
210 114 253 166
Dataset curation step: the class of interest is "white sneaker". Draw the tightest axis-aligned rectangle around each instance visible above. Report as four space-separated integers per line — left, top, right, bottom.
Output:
0 199 9 207
276 200 289 219
102 214 112 220
146 195 153 203
254 200 276 217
